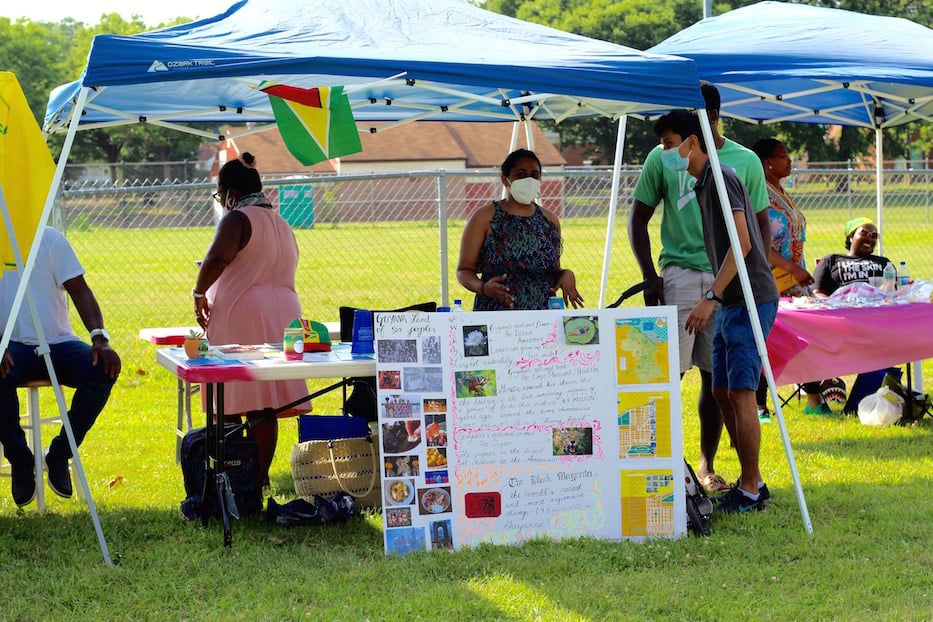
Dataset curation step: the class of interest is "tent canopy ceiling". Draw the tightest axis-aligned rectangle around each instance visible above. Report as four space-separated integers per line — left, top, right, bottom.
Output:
649 1 933 129
45 0 704 138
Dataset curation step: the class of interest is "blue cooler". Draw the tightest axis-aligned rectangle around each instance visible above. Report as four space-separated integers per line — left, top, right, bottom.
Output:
298 414 370 442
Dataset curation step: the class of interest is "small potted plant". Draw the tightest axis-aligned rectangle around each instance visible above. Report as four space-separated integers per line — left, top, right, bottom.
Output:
183 329 207 359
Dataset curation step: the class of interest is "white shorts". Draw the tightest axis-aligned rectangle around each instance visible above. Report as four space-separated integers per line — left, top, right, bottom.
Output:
661 265 716 374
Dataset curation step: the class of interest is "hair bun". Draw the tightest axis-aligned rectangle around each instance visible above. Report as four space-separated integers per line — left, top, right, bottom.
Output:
241 152 256 166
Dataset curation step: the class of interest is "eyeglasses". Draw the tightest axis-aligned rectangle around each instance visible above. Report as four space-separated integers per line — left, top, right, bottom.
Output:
211 191 223 202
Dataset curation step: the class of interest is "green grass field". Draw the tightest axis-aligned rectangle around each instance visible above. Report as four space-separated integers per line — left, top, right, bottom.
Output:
2 214 933 620
61 203 933 376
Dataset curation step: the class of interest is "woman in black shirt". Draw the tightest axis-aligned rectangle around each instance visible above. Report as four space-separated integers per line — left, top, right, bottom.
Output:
812 217 892 297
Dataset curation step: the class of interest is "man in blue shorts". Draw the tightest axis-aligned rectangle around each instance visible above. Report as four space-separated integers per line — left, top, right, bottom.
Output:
652 110 779 514
629 82 770 494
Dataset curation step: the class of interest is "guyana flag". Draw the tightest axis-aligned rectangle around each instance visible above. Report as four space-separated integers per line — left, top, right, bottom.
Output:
258 82 362 166
0 72 54 271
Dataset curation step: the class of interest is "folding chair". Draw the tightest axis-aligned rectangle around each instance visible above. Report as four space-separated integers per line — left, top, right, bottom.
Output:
780 384 803 408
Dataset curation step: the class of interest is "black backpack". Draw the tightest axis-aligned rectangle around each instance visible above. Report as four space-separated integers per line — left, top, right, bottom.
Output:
180 423 262 521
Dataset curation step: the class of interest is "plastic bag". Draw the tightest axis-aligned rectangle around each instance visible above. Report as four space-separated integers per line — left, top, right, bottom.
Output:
890 279 933 304
881 371 932 424
828 282 890 307
857 386 904 427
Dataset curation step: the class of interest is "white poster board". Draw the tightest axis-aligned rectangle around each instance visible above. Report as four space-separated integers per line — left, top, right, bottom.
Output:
375 307 683 555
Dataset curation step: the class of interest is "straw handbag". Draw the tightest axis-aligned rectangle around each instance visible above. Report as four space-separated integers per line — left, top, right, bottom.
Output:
290 433 382 510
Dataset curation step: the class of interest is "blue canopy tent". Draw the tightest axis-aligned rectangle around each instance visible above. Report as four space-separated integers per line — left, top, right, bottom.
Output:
45 0 704 130
32 0 821 536
650 0 933 254
42 0 705 308
649 1 933 527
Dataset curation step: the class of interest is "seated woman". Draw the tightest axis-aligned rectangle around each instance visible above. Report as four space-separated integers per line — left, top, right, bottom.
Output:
812 217 893 297
810 217 896 415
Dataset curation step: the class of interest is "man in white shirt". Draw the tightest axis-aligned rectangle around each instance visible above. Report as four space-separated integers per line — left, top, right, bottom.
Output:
0 226 121 506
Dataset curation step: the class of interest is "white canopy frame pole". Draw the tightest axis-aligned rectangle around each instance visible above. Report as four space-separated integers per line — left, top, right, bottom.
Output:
875 126 885 256
698 112 813 534
874 125 922 390
436 171 449 307
498 122 524 201
598 116 627 308
0 85 113 566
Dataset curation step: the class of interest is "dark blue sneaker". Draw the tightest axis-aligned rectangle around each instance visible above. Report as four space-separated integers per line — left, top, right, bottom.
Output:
714 486 765 514
11 459 36 507
733 479 770 502
45 451 73 499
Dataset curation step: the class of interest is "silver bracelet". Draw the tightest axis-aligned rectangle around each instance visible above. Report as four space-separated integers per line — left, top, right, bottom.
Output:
192 289 205 299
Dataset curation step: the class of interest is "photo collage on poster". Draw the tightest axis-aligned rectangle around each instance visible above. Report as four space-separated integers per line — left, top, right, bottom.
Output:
378 332 453 555
377 307 683 554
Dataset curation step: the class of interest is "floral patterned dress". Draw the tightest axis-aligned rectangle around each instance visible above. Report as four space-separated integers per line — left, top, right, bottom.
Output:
766 182 809 296
473 201 562 311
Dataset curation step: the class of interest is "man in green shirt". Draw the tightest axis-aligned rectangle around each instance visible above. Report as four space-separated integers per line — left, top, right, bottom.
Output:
628 82 770 493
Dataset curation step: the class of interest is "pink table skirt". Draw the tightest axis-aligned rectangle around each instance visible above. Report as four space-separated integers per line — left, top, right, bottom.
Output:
766 303 933 386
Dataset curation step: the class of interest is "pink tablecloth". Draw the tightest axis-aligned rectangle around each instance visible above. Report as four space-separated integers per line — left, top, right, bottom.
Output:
766 303 933 386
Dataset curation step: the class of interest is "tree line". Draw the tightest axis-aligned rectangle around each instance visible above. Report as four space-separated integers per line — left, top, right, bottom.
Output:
1 12 202 171
488 0 933 166
3 0 931 169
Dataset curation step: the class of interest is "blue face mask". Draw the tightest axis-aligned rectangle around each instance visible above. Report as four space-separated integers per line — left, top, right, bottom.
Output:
660 142 690 172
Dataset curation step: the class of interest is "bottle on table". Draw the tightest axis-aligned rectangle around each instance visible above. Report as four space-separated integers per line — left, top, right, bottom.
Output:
898 261 910 288
451 299 465 313
882 261 897 292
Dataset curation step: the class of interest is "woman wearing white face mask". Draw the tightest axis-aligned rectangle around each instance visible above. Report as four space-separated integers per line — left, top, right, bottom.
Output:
457 148 583 310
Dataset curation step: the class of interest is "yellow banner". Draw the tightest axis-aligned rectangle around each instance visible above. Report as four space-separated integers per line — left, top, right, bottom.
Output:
0 72 54 271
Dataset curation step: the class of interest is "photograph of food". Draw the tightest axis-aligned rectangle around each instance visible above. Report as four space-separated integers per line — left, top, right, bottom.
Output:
425 414 447 447
423 398 447 413
419 486 452 515
426 446 447 468
384 455 420 478
378 370 401 390
381 419 422 453
384 478 415 506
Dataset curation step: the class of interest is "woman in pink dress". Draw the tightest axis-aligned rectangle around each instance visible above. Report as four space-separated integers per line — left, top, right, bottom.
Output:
192 153 308 482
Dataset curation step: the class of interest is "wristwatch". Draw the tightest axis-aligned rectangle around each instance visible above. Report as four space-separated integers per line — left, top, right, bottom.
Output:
89 328 110 342
704 289 723 303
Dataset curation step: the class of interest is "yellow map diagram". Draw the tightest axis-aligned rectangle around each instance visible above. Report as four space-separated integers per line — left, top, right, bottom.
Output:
615 317 670 385
619 468 676 537
617 392 672 459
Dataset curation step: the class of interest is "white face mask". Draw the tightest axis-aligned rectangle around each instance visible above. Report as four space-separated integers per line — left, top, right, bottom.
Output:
508 177 541 204
660 141 691 172
211 193 225 223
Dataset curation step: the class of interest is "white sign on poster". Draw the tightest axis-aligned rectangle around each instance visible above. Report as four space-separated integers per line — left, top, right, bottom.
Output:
374 307 683 555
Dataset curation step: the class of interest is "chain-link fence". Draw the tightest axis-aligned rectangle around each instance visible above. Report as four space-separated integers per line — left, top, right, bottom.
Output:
54 163 933 373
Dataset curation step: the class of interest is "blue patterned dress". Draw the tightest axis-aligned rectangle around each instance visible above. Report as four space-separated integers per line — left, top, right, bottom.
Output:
473 201 562 311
